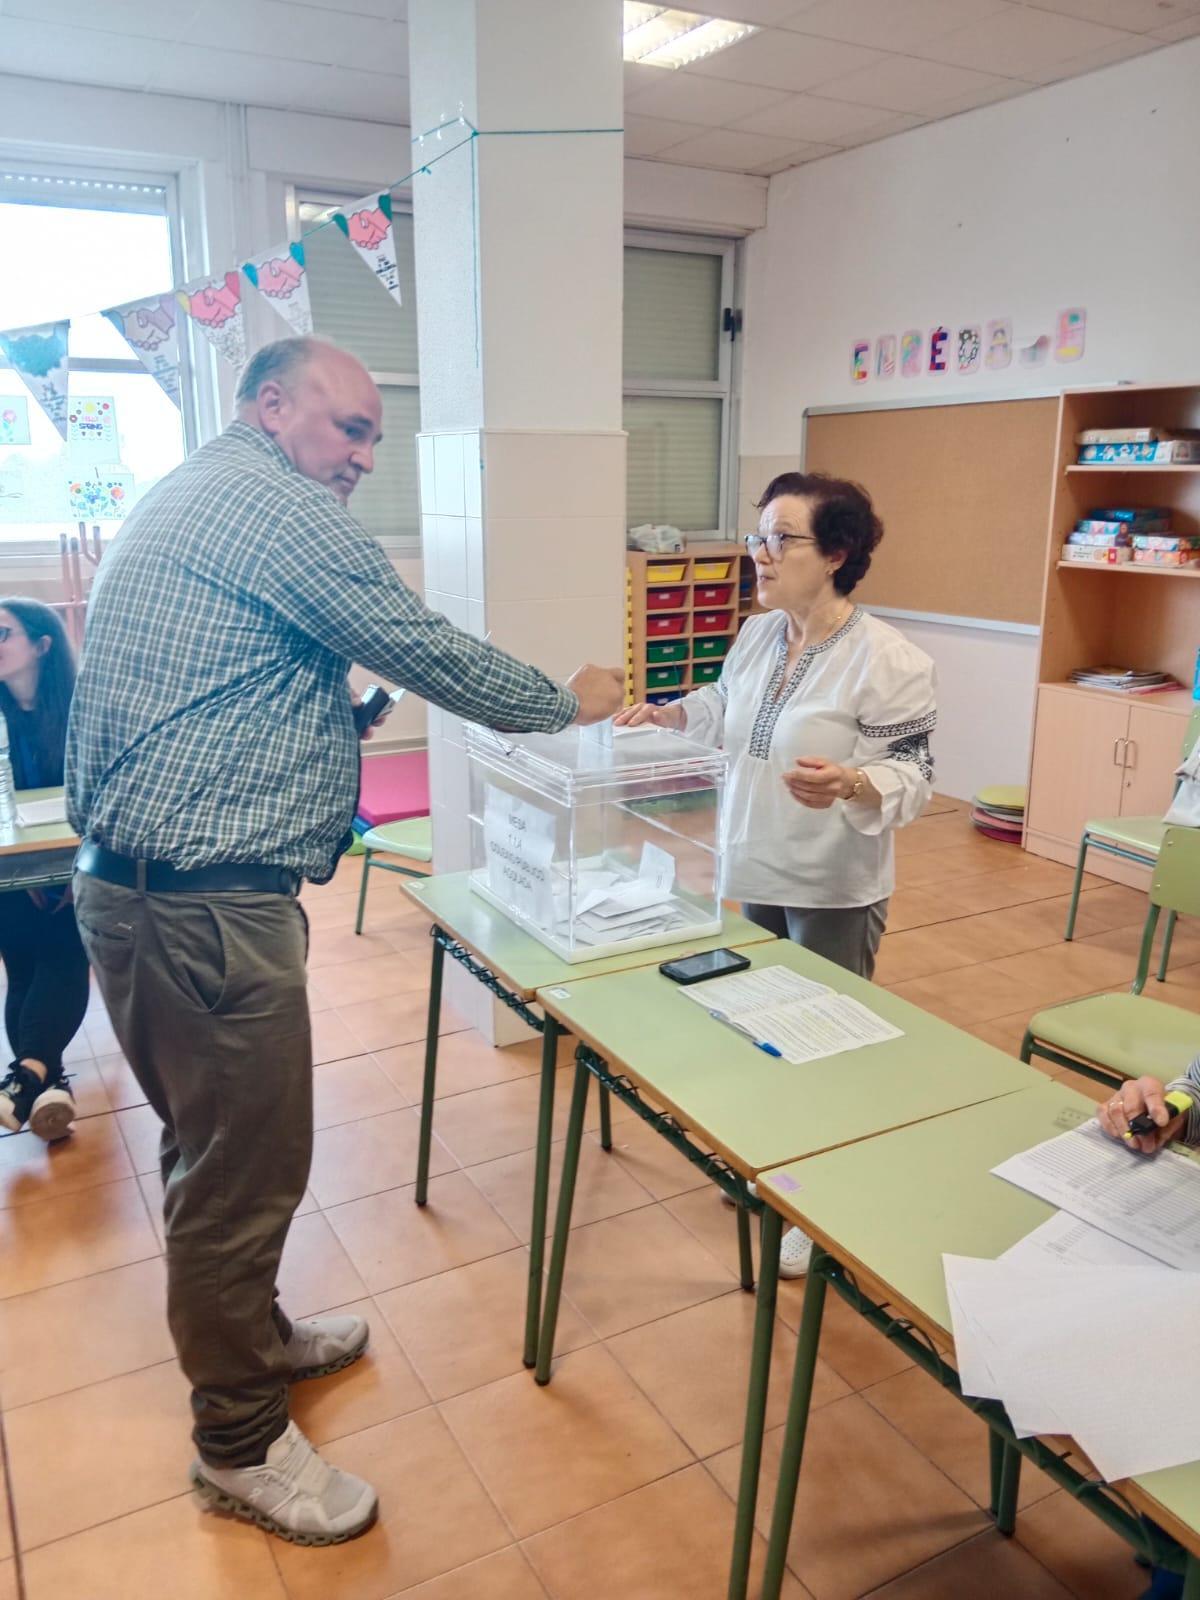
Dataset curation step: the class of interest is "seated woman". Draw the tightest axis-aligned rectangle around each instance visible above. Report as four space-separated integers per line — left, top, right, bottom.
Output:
618 473 937 1275
0 599 86 1140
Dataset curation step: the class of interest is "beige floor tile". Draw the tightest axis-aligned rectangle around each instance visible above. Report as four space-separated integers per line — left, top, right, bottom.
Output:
0 1451 10 1563
0 1176 159 1299
377 1248 594 1401
0 1111 134 1209
661 1186 757 1280
885 888 969 933
424 1068 632 1170
21 1492 287 1600
6 1360 191 1549
312 1007 370 1065
0 1256 172 1406
964 1008 1036 1056
608 1290 848 1459
988 942 1139 1008
278 1211 369 1317
886 963 1044 1028
270 1408 509 1600
775 1283 912 1391
523 1462 810 1600
116 1102 164 1175
93 1050 147 1110
893 839 1019 888
441 1343 692 1538
308 924 404 969
310 952 431 1006
387 1546 548 1600
60 1058 113 1120
375 1030 543 1102
308 1107 456 1208
863 1366 1055 1513
338 994 470 1054
602 1114 713 1200
707 1396 987 1599
0 1559 14 1600
467 1132 654 1244
869 1528 1075 1598
1015 1489 1148 1600
313 1053 412 1128
325 1170 519 1294
289 1297 429 1446
553 1203 736 1339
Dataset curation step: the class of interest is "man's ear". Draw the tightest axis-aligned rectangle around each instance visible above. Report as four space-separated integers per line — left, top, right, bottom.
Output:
256 379 288 435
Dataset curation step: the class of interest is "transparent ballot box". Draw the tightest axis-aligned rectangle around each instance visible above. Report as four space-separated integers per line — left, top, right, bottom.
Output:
465 722 727 963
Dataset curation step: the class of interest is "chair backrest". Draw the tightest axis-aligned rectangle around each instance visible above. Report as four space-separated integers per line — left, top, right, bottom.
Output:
1152 826 1200 919
1183 704 1200 763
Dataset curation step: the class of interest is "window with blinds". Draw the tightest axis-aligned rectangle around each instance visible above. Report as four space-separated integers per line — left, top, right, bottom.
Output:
623 233 734 538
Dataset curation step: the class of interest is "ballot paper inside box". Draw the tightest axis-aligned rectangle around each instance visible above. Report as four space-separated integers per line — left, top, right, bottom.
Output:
465 721 727 962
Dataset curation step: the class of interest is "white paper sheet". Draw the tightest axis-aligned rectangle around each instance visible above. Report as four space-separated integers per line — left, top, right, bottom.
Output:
15 796 66 826
681 965 900 1064
678 964 831 1016
992 1121 1200 1272
1001 1212 1158 1271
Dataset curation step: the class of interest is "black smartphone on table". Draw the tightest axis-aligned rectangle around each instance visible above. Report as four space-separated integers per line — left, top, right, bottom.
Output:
659 947 752 986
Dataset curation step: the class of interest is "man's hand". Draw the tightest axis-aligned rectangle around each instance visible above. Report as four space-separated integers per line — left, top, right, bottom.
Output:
567 664 625 726
783 757 855 810
614 701 685 731
349 687 391 742
1097 1075 1188 1156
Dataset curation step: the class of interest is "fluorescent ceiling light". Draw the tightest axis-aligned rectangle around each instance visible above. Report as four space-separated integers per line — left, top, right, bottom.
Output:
622 4 756 69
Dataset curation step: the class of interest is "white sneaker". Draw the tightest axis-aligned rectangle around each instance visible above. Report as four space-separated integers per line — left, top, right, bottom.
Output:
29 1082 77 1143
283 1313 369 1382
191 1421 378 1545
778 1226 813 1279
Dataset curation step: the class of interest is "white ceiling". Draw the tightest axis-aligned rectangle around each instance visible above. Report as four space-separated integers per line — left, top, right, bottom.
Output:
0 0 1197 177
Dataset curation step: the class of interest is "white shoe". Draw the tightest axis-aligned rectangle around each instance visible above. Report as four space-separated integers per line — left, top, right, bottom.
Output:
191 1421 378 1546
778 1226 813 1279
283 1313 369 1382
29 1083 77 1143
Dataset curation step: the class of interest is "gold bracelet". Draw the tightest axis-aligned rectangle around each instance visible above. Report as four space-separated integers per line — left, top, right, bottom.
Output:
847 768 865 802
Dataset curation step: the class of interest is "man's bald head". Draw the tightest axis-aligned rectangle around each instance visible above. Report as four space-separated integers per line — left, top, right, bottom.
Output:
235 337 383 505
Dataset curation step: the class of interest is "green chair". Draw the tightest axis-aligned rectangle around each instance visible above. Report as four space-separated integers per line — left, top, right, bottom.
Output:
1064 704 1200 984
1023 825 1200 1088
354 816 433 935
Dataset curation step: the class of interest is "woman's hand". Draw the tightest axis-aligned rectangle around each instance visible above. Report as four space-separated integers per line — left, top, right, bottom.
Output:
614 701 685 731
783 756 855 809
1097 1075 1187 1155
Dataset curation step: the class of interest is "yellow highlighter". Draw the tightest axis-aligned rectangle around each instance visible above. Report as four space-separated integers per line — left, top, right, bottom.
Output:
1124 1090 1193 1140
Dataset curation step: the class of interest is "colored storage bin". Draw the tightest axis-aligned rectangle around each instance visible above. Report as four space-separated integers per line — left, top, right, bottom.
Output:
646 614 686 637
646 585 687 611
647 641 687 664
646 666 684 690
693 662 722 685
693 609 733 634
647 691 683 707
693 635 730 660
646 561 686 584
693 583 733 607
693 560 732 581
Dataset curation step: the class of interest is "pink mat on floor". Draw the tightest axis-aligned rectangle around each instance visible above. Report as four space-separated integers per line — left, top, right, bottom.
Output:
358 750 429 826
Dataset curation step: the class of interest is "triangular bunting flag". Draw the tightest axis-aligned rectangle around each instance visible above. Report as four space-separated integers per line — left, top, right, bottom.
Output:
176 271 246 368
243 241 314 337
103 292 182 408
334 191 402 306
0 321 71 440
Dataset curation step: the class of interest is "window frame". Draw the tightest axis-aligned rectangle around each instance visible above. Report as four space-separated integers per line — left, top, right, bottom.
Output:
287 183 421 559
623 227 738 540
0 155 194 555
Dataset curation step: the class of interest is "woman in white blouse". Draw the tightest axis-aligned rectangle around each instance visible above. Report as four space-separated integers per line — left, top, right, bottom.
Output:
618 472 937 1274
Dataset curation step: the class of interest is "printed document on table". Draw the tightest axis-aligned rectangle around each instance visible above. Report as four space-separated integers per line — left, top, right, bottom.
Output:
681 966 902 1064
992 1121 1200 1271
679 965 832 1016
1001 1212 1159 1270
15 796 67 826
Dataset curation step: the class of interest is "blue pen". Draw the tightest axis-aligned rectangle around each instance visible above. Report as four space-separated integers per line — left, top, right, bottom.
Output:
708 1008 782 1058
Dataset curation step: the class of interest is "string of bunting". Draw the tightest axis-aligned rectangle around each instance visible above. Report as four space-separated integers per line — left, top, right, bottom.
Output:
0 116 622 440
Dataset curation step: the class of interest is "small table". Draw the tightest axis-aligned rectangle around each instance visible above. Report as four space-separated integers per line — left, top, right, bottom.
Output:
755 1079 1200 1600
532 938 1045 1600
0 788 77 891
400 870 776 1368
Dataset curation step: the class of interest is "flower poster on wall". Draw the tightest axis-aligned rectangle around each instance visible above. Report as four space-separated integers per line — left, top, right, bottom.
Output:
67 397 118 458
0 321 70 440
176 271 246 368
103 292 181 408
244 242 313 336
0 396 30 446
67 467 134 521
956 326 981 375
334 191 402 305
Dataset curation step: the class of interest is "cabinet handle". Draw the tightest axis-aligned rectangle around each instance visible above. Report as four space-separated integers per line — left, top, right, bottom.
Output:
1125 738 1137 771
1113 738 1124 767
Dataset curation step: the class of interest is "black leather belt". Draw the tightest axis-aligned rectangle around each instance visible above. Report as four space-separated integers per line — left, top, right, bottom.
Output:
75 840 300 896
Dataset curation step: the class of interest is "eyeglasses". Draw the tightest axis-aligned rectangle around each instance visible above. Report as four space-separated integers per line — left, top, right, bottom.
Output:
743 533 817 560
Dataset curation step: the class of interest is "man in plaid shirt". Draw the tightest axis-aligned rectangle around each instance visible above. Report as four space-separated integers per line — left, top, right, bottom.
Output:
67 337 623 1545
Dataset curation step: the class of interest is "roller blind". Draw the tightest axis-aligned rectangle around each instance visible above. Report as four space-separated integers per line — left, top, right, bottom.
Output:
624 395 721 533
347 386 421 545
623 247 721 384
304 210 419 374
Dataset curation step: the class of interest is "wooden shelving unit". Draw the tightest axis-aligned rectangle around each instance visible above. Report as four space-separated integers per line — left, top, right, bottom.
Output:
625 541 761 705
1024 382 1200 885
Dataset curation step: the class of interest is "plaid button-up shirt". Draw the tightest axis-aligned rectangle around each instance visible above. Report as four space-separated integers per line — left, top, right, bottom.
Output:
66 422 577 882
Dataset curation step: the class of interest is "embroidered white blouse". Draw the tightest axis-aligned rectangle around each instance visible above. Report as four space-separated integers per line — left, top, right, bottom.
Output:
680 607 937 909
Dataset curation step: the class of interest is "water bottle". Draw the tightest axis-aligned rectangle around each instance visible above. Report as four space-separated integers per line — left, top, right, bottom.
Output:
0 717 16 828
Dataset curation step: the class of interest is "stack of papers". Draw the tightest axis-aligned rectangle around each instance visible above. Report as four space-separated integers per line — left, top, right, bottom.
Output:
15 796 67 827
681 964 903 1065
1069 665 1178 695
553 842 701 947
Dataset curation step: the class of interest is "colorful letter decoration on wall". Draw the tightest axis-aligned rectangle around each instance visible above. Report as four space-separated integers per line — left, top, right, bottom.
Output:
984 319 1012 371
928 326 949 374
244 242 313 336
103 292 181 408
851 340 870 384
0 321 70 440
334 191 402 306
874 335 896 379
956 325 981 375
176 272 246 368
899 329 923 377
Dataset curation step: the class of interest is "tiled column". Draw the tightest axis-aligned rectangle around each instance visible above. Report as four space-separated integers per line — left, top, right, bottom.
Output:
409 0 625 1040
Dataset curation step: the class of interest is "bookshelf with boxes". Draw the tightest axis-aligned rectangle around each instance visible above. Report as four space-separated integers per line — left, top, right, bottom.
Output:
625 542 760 707
1024 383 1200 885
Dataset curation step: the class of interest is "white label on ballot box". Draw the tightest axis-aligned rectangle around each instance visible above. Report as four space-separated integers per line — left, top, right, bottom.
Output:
484 784 556 927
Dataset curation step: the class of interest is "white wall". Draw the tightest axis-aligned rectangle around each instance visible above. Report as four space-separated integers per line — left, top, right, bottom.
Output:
740 38 1200 798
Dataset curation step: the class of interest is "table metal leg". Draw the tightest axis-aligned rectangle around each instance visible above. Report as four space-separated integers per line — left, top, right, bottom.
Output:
1185 1555 1200 1600
524 1015 561 1368
988 1428 1004 1516
414 934 445 1207
759 1249 829 1600
996 1441 1021 1536
727 1204 782 1600
535 1055 590 1385
736 1202 755 1293
599 1084 613 1152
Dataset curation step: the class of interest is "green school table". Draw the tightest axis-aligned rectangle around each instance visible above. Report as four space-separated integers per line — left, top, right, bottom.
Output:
755 1079 1200 1600
532 938 1045 1600
400 870 776 1368
0 789 77 892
